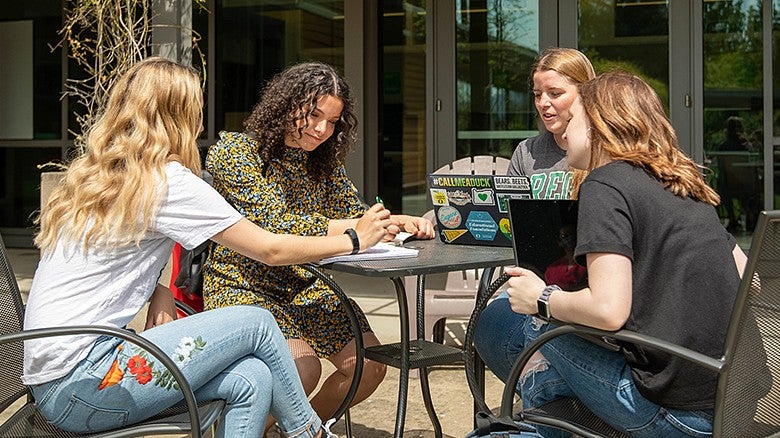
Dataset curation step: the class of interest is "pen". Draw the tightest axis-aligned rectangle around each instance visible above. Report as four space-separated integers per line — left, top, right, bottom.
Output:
375 195 385 206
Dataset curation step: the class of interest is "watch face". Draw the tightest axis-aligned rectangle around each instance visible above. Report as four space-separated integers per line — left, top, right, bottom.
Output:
537 300 551 320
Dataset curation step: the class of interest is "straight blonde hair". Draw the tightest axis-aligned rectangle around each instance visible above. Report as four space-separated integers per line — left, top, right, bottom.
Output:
36 57 204 252
576 71 719 205
532 47 596 86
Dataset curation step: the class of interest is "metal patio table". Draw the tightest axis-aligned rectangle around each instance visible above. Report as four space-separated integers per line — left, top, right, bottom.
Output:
315 238 514 438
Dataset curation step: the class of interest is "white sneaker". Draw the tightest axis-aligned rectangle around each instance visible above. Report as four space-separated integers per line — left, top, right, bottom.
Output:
322 418 339 438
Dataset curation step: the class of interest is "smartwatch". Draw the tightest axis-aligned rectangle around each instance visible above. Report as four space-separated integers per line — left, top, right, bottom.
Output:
343 228 360 255
537 285 561 321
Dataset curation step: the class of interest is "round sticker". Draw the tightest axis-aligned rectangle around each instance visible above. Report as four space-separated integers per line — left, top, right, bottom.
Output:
499 217 512 239
437 206 462 229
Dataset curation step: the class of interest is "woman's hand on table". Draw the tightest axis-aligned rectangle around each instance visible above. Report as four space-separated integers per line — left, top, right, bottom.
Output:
355 203 392 250
505 266 546 315
389 214 435 240
383 218 402 242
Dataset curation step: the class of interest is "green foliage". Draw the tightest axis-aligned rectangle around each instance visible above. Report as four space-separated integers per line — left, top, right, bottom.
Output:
589 57 669 112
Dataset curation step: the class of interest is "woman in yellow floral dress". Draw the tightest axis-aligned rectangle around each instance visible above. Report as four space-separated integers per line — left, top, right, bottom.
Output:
203 62 435 421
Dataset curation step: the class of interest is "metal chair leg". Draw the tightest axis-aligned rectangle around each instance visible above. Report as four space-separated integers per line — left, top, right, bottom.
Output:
432 318 446 344
344 409 353 438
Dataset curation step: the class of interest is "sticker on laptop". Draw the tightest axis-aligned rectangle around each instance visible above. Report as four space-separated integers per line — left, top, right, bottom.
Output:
499 217 512 239
442 229 468 242
437 206 462 228
497 193 532 213
430 176 492 188
430 188 449 206
494 176 532 191
466 211 499 241
448 190 472 206
472 188 495 205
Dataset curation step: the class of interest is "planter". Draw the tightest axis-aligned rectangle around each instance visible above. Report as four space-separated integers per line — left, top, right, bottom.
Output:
39 171 65 208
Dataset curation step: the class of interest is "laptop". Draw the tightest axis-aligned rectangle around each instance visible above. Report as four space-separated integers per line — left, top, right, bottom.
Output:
507 198 580 279
428 174 533 247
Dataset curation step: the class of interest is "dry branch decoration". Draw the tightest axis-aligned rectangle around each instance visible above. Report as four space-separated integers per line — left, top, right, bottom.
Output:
51 0 206 161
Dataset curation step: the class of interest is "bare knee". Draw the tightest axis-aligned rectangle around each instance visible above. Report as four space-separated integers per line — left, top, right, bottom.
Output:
332 333 386 390
288 339 322 395
520 350 549 388
360 359 386 390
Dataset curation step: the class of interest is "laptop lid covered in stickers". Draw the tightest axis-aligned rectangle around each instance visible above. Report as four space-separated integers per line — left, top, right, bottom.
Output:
427 174 533 247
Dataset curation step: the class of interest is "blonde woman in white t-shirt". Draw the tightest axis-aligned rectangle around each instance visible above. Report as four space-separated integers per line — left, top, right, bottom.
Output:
25 57 390 438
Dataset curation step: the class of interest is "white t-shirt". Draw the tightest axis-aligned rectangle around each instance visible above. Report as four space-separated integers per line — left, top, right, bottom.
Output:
22 162 243 385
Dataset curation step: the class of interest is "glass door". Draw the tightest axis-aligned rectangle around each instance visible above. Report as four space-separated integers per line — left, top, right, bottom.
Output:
571 0 775 235
578 2 671 109
702 0 765 233
455 1 541 159
775 0 780 210
378 0 427 214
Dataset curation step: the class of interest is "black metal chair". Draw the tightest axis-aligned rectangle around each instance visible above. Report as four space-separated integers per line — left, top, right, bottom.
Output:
173 243 358 438
0 234 225 437
488 210 780 437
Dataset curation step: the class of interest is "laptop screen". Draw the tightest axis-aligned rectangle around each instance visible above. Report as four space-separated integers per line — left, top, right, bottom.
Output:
507 198 585 290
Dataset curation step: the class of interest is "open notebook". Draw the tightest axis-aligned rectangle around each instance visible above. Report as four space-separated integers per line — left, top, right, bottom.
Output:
318 242 419 264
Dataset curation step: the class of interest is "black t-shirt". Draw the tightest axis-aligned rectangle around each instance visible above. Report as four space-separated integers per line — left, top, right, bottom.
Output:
574 161 739 410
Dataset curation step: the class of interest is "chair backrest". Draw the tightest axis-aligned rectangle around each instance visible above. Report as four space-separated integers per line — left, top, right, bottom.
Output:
433 155 510 176
0 235 31 411
717 210 780 436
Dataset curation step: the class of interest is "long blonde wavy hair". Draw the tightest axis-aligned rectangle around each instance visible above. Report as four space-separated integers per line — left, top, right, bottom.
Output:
35 57 204 252
575 71 720 205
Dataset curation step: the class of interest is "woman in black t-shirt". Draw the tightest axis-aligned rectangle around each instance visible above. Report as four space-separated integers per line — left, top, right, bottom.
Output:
499 72 748 437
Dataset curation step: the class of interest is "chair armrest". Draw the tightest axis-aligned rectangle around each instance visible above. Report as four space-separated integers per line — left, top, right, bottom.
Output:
300 263 363 422
500 322 725 418
464 271 512 413
0 326 203 438
175 299 198 316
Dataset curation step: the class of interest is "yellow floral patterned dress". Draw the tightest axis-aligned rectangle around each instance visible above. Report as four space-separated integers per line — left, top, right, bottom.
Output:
202 131 372 357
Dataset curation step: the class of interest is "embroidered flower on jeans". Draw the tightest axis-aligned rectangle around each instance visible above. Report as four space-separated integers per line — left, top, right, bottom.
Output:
98 336 207 391
174 336 200 366
98 358 124 390
127 355 147 374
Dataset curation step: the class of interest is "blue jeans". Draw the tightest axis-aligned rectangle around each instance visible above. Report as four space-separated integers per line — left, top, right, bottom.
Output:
30 306 322 438
474 296 714 438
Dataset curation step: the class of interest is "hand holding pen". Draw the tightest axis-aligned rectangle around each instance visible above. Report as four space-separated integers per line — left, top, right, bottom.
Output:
373 195 402 241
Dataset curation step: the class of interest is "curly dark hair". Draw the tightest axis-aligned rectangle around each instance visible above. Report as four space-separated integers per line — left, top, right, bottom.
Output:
243 62 357 181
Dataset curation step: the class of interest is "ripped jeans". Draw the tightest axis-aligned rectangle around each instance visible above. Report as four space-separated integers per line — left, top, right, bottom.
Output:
474 296 714 438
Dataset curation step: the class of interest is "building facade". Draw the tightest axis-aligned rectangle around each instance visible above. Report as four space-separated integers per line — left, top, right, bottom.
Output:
1 0 778 247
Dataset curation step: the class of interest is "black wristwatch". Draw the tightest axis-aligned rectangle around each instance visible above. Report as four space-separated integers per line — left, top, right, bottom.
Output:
537 285 561 321
344 228 360 255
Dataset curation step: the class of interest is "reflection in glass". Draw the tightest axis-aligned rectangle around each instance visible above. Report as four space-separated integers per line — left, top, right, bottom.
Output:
702 0 763 233
0 4 61 140
214 0 344 133
578 1 670 108
456 1 539 159
774 0 780 209
379 0 426 214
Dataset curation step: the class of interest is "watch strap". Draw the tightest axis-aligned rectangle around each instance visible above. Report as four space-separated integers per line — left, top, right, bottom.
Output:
537 284 561 320
344 228 360 255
